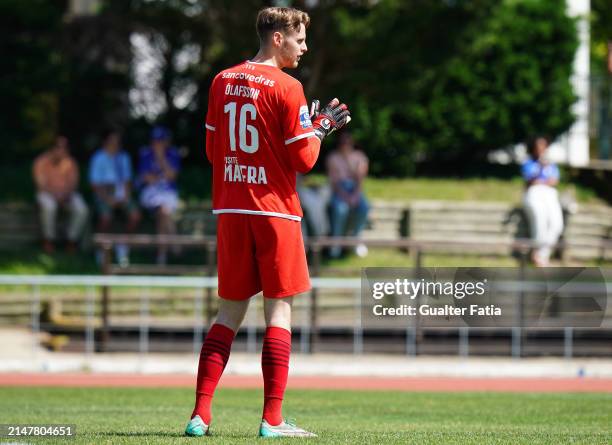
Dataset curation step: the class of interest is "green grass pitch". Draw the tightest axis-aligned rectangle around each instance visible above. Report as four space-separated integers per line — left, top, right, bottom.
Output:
0 387 610 444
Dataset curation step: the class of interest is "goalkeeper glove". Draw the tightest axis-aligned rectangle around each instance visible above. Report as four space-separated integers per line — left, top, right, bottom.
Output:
312 98 351 141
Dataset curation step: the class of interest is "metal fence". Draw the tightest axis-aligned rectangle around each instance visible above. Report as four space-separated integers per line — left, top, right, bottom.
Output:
0 275 359 359
0 274 610 361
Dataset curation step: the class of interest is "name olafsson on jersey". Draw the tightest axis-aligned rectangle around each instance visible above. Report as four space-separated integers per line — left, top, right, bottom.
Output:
225 84 261 100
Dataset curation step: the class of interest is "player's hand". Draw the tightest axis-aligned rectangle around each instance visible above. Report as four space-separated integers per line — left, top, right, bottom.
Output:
312 98 351 141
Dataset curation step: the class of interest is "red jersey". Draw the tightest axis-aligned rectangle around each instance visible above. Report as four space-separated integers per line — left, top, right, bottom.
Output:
205 61 319 221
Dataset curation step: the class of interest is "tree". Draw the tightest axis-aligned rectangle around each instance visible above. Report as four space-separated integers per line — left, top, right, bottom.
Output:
59 0 134 155
322 0 578 175
591 0 611 75
0 0 65 160
2 0 579 177
127 0 269 157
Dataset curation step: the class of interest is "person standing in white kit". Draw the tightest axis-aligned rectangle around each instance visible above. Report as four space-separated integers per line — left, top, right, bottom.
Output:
521 136 564 267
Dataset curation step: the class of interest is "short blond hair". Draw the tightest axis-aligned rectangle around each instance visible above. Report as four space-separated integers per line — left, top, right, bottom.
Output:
256 7 310 44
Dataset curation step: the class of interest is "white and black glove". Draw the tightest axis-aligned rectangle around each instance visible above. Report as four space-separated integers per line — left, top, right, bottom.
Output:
312 98 351 141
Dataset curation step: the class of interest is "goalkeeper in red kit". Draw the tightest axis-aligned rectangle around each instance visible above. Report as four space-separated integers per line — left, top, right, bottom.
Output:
185 6 351 438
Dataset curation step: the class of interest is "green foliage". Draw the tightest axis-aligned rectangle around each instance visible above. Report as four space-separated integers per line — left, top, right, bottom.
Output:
325 0 578 175
125 0 269 159
0 0 65 159
591 0 612 75
0 0 135 160
2 0 579 176
58 0 134 154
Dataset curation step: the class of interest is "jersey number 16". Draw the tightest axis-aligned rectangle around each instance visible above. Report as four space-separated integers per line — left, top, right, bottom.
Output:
224 102 259 153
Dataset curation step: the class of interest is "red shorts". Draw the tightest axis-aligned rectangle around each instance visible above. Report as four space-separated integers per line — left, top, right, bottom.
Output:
216 213 311 300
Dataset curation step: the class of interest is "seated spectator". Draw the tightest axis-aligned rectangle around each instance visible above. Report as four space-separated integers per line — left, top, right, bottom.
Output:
326 132 370 258
137 126 181 264
297 174 330 239
32 136 89 254
89 130 141 266
521 135 564 267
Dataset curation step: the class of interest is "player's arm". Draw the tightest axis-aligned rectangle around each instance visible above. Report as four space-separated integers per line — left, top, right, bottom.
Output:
287 97 352 172
282 84 321 173
283 85 350 172
205 128 215 164
204 79 218 164
288 137 321 174
287 97 353 172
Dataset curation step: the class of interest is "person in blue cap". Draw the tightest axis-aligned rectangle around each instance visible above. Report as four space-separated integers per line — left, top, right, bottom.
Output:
137 126 181 264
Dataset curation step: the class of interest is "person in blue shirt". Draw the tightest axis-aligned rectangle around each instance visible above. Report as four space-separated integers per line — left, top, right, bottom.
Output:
137 126 181 264
89 130 141 266
521 136 564 267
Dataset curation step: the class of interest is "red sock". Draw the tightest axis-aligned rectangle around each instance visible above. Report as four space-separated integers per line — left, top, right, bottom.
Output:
192 323 235 424
261 326 291 426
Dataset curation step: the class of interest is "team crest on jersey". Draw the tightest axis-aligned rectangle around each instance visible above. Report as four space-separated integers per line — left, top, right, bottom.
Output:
299 105 312 129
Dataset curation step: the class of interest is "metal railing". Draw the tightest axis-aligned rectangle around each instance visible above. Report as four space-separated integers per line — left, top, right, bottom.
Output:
92 234 612 351
0 273 610 361
0 274 358 358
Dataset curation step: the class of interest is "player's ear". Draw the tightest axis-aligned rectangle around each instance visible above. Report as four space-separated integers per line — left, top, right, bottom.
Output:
272 31 283 48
